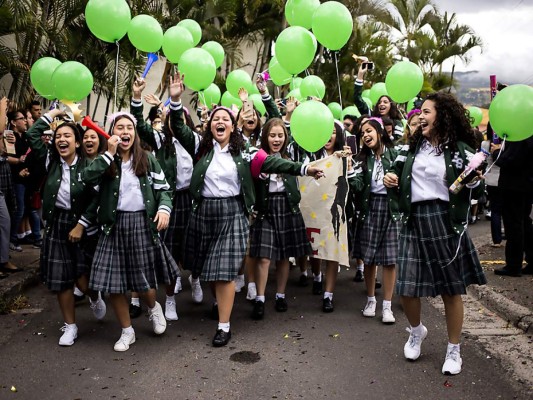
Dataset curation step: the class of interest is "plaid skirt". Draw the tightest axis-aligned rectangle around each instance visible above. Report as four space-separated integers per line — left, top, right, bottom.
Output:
353 194 399 265
249 193 313 260
90 211 179 294
396 200 486 297
183 197 249 282
161 189 192 265
40 209 88 292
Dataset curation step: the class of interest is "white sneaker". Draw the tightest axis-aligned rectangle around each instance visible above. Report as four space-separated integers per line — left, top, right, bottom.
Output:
404 325 428 361
442 346 463 375
234 275 245 293
362 300 377 317
165 300 179 321
189 275 204 303
89 292 106 320
174 277 182 294
382 308 396 324
114 329 136 352
148 302 167 335
59 323 78 346
246 284 257 301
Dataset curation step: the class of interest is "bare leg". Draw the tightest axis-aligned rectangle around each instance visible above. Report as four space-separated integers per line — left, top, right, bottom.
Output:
441 294 464 344
215 281 236 323
364 264 377 297
139 288 157 309
275 259 290 294
110 294 131 328
382 265 396 301
400 296 421 327
244 255 256 284
255 258 270 296
324 260 339 293
57 288 75 324
310 257 321 277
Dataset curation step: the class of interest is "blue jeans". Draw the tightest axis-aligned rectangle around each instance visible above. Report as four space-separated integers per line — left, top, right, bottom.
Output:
10 183 25 243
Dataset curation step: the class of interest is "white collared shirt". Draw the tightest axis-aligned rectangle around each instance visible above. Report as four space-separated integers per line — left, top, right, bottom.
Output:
172 137 194 190
267 153 286 193
117 159 146 211
411 140 450 203
201 141 240 198
55 155 78 210
370 156 387 195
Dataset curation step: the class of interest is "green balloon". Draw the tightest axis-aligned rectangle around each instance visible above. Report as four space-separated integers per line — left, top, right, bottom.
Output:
269 56 292 86
177 19 202 47
291 100 334 152
287 88 304 102
249 94 267 116
290 77 303 91
467 106 483 127
30 57 62 100
385 61 423 103
178 48 216 92
127 14 163 53
275 26 317 75
285 0 320 29
300 75 326 99
226 70 253 98
221 91 243 109
342 105 361 119
311 2 353 50
369 83 388 106
200 83 221 107
328 102 342 120
489 85 533 142
202 41 225 69
162 26 193 64
362 89 370 99
85 0 131 43
362 97 372 111
52 61 93 102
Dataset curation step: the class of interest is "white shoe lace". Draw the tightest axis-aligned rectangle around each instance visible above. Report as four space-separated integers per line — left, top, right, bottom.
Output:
446 347 460 362
405 327 421 348
59 323 69 333
364 301 376 312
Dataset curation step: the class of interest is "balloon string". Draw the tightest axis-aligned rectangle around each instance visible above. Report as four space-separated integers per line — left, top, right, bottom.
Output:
199 91 206 107
483 135 506 175
114 41 120 112
334 52 343 108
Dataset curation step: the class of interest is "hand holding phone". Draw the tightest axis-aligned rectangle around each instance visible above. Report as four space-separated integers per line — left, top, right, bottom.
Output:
242 100 254 121
362 62 374 70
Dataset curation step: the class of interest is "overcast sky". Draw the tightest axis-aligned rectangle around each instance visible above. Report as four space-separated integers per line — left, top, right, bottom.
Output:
434 0 533 85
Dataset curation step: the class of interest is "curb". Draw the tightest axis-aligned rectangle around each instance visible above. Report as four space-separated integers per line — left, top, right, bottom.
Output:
0 259 40 306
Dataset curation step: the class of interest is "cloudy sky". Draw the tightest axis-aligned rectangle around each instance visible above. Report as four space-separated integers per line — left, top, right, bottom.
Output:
435 0 533 85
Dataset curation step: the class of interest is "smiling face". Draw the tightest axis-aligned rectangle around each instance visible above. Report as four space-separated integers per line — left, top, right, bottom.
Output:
324 126 337 154
419 100 437 140
408 114 421 134
210 109 234 148
377 96 391 116
11 112 27 133
267 125 286 155
361 121 380 150
243 110 258 133
83 129 100 159
113 116 136 154
54 125 79 163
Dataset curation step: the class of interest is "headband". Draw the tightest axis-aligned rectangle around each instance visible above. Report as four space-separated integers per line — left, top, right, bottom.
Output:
107 111 137 127
334 119 344 131
211 106 236 119
407 109 421 119
367 116 384 129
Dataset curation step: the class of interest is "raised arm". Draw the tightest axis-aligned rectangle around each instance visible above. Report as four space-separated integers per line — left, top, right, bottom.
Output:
353 63 371 116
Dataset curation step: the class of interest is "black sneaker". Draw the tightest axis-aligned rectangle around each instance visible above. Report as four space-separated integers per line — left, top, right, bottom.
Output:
32 239 42 249
275 297 288 312
353 270 364 282
494 266 521 277
522 264 533 275
375 280 382 289
298 274 309 287
251 300 265 320
212 329 231 347
322 297 334 313
129 303 142 319
312 279 323 295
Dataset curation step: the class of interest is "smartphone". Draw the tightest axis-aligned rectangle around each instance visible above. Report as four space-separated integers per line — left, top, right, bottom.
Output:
346 135 358 155
362 62 374 70
279 98 287 107
242 100 254 118
2 129 16 156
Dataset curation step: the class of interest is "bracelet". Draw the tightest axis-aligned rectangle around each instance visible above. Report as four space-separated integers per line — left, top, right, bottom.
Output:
158 102 163 108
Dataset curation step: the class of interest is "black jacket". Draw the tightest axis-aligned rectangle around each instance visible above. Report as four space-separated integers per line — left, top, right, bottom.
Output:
496 136 533 193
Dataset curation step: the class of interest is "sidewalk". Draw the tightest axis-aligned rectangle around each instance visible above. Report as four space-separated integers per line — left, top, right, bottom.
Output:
1 234 531 334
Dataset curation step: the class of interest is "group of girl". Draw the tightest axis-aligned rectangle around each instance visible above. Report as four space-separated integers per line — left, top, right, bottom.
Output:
29 65 486 376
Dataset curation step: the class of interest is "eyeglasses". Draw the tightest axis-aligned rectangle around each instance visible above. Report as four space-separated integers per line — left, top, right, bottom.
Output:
14 117 27 121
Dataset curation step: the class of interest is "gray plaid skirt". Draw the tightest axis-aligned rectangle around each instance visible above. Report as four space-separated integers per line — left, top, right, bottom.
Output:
161 189 191 265
353 194 399 265
183 197 249 282
89 211 179 294
40 209 88 292
249 193 312 260
396 200 486 297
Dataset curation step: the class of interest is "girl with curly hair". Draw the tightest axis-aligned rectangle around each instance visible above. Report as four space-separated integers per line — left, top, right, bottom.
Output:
384 92 486 375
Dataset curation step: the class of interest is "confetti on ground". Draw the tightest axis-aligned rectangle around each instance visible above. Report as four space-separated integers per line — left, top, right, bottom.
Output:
444 380 452 387
10 386 17 392
329 333 340 338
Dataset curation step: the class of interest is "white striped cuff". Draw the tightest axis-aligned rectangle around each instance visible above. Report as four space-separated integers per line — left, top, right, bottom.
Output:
78 217 90 229
42 114 53 125
261 93 272 101
158 205 171 216
169 100 182 111
131 99 142 107
102 152 113 165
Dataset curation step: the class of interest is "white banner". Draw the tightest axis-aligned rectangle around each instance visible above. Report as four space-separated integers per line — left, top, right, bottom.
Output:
298 155 349 266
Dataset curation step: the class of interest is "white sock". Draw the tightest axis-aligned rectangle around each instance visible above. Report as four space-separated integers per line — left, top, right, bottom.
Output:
65 323 77 328
248 282 256 290
73 286 84 296
237 274 244 281
275 293 285 299
447 342 460 352
313 273 322 282
324 291 333 300
191 277 200 284
122 326 134 334
131 297 140 307
218 322 230 333
383 300 392 309
411 323 424 335
367 296 376 303
357 263 364 272
256 295 265 303
166 295 175 303
301 270 308 277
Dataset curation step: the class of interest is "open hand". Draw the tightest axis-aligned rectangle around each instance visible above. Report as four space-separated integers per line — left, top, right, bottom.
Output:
169 72 185 100
154 211 169 231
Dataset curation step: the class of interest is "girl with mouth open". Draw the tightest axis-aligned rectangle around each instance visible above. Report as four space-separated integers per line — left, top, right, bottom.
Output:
383 92 486 376
350 117 399 324
248 118 314 320
170 73 324 347
81 110 179 352
24 109 106 347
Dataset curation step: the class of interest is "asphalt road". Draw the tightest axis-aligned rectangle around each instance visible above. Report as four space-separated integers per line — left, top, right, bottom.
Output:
0 261 527 400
